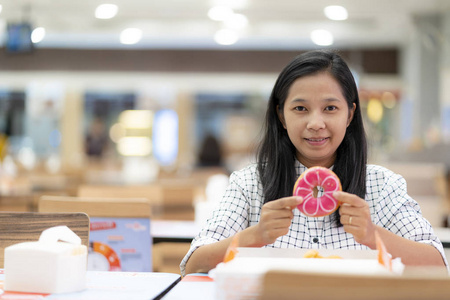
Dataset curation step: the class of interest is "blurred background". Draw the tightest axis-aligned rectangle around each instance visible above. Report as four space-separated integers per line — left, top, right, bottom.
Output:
0 0 450 272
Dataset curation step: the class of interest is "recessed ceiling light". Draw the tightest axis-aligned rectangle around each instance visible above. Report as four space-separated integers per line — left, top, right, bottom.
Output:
310 29 334 46
214 29 239 45
31 27 46 43
208 6 234 21
95 4 118 19
224 13 248 29
120 28 142 45
210 0 248 10
324 5 348 21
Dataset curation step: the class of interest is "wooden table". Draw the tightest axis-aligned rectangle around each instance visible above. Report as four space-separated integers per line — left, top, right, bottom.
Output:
162 273 215 300
150 220 201 274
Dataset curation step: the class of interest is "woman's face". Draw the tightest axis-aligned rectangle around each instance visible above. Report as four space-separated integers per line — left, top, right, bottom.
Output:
278 71 355 168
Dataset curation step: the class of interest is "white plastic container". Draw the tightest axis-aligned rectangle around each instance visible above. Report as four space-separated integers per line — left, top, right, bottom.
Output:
209 249 403 300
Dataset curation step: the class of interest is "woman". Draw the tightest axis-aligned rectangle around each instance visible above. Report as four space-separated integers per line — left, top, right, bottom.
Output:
181 50 447 276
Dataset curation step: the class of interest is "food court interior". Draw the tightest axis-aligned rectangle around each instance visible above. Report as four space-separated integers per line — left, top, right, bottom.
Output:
1 0 450 275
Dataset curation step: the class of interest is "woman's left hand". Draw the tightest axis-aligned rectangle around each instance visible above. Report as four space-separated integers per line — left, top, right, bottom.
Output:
334 191 376 249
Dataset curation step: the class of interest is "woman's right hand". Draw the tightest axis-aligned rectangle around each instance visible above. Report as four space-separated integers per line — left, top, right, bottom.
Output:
253 196 302 246
185 196 302 275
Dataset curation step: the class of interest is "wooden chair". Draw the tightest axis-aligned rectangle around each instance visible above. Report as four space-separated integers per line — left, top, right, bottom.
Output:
77 183 199 220
38 195 151 218
0 212 90 268
76 184 163 217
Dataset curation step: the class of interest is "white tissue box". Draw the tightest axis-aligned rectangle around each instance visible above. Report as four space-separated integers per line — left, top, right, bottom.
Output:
4 226 87 294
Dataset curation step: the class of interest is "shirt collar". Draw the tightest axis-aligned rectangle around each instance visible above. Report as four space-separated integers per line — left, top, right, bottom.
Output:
294 159 334 176
295 159 308 177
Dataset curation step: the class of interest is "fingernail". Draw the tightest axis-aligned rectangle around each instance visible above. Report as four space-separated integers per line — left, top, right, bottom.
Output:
333 191 340 197
296 197 303 203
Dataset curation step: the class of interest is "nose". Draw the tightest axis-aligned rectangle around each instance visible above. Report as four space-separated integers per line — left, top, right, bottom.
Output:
306 112 325 131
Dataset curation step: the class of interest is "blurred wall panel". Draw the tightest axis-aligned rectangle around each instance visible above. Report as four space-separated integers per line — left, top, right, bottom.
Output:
0 49 398 74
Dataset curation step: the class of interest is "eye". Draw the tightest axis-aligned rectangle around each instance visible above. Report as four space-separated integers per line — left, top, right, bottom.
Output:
324 105 337 111
294 106 307 112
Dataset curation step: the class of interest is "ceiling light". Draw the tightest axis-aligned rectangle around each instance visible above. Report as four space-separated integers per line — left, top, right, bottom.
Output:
214 29 239 45
31 27 46 43
95 4 118 19
0 5 3 14
324 5 348 21
210 0 248 10
224 13 248 29
120 28 142 45
208 6 234 21
310 29 334 46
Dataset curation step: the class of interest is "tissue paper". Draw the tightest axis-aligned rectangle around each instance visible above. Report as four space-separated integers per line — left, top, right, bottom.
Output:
4 225 87 294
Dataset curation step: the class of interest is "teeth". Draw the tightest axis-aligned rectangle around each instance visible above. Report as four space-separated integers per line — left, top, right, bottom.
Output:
307 138 326 142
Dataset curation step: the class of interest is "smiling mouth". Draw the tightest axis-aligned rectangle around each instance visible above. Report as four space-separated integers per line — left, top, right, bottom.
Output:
305 138 329 142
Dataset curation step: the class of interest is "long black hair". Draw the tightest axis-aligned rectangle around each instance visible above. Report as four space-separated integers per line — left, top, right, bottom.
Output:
257 50 367 207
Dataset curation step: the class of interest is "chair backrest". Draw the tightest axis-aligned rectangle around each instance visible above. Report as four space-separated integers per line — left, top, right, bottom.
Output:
38 195 152 218
77 184 162 203
0 212 90 268
77 184 162 217
387 162 447 198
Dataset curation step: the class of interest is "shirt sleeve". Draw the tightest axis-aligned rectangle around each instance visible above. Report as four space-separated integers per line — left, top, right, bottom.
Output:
376 172 448 267
179 170 251 276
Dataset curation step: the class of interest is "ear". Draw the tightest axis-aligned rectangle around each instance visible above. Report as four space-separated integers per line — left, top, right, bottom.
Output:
347 103 356 127
277 105 286 129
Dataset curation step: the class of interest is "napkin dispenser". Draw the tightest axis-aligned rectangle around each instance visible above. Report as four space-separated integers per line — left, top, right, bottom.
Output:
4 225 87 294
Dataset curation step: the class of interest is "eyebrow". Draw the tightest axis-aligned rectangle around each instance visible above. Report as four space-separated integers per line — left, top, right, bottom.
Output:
289 97 343 104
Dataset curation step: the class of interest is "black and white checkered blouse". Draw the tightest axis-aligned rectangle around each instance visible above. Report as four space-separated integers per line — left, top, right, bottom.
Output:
180 160 447 275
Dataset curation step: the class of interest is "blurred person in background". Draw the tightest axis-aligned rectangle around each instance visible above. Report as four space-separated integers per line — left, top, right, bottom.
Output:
0 112 13 162
0 132 8 162
85 117 108 158
197 133 223 168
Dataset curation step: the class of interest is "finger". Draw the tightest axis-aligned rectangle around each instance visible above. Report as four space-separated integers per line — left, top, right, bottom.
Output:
339 205 365 216
342 223 359 236
340 214 351 226
334 191 365 207
264 208 294 220
265 196 303 210
345 215 357 226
